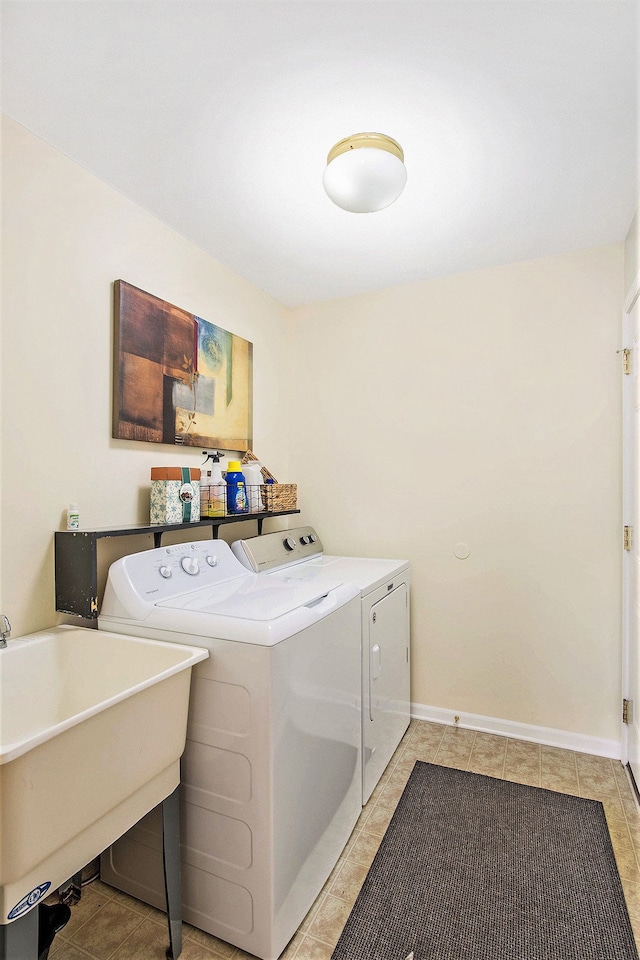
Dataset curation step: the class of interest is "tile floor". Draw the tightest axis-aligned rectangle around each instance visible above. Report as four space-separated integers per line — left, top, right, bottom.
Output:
47 721 640 960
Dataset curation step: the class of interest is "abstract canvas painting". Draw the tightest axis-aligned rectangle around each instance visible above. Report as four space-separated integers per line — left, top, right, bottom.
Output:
112 281 253 450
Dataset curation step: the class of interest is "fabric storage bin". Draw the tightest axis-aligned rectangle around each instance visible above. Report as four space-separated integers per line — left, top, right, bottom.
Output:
150 467 201 523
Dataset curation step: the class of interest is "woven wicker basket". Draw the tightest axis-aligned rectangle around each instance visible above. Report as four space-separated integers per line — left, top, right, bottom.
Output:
261 483 297 513
241 451 297 512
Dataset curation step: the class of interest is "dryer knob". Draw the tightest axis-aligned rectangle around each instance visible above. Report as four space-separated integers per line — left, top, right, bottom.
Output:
283 536 296 551
181 556 199 575
300 535 310 545
206 555 218 567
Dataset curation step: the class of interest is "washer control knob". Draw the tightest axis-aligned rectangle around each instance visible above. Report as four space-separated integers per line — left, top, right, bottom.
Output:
159 565 172 579
283 537 296 551
206 555 218 567
181 556 199 575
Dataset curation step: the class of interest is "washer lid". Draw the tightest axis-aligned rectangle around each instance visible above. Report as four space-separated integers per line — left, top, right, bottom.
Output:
156 572 345 621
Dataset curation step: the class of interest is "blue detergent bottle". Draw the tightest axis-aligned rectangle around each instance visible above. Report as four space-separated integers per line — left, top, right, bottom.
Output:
225 461 249 515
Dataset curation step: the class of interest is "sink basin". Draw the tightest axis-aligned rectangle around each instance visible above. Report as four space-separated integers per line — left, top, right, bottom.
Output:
0 624 207 924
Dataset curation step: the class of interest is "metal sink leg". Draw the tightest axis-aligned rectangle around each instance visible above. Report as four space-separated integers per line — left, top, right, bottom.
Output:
162 786 182 959
0 907 38 960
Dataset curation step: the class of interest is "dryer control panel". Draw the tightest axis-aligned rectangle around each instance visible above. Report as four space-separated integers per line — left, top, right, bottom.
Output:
231 526 324 572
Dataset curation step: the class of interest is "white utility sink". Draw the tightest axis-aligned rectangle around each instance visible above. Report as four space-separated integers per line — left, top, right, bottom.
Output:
0 624 207 925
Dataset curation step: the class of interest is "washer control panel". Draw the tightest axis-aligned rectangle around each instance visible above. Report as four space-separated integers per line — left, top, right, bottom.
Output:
111 539 252 601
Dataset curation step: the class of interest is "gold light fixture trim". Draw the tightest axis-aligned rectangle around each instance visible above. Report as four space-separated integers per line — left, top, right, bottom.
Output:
326 132 405 165
323 132 407 213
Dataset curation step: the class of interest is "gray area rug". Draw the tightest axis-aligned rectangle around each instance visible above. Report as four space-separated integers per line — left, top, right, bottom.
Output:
331 761 639 960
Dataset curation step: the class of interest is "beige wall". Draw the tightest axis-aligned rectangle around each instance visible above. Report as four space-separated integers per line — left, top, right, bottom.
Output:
289 246 624 744
1 115 292 634
1 114 626 749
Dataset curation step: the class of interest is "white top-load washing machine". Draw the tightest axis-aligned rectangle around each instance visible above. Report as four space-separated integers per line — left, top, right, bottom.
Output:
98 538 362 960
231 526 410 804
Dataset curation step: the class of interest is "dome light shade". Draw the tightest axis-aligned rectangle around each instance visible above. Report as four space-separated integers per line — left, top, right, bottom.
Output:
323 133 407 213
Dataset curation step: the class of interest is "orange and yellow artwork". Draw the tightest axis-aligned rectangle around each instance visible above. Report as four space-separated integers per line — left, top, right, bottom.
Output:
112 280 253 450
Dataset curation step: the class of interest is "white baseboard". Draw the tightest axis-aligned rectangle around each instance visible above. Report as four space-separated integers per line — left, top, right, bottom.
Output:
411 701 622 761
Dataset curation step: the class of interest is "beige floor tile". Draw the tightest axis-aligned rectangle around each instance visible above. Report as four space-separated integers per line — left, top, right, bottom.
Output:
621 789 640 822
366 774 389 804
405 722 446 749
110 888 165 921
378 772 411 804
440 726 477 747
540 748 578 787
504 739 541 785
540 771 580 794
56 885 114 941
578 770 621 800
622 877 640 920
576 752 614 772
363 796 397 836
110 917 176 960
306 894 353 947
49 941 94 959
392 755 421 780
292 934 335 960
472 731 507 754
344 828 383 868
540 747 579 793
434 728 476 769
608 820 640 883
505 739 540 763
298 889 327 934
353 803 373 831
400 740 441 763
467 732 507 777
581 790 626 822
329 858 369 902
67 899 144 960
613 760 633 787
624 815 640 859
186 925 240 955
504 769 542 787
180 940 229 960
278 932 305 959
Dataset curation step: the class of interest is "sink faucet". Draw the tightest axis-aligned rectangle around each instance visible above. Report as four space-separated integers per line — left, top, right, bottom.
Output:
0 615 11 648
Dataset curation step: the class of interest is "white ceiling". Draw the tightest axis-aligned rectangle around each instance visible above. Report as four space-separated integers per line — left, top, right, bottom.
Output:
1 1 638 306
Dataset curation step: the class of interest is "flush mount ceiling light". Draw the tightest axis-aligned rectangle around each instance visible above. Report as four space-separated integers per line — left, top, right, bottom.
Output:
322 132 407 213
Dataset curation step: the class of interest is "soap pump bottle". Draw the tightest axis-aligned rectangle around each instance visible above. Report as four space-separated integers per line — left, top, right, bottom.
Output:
200 451 226 518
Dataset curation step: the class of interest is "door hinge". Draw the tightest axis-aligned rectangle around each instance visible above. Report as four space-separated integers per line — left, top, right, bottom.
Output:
623 698 633 724
622 348 632 375
624 526 633 551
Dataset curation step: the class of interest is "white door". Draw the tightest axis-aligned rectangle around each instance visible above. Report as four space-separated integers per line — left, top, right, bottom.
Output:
624 287 640 785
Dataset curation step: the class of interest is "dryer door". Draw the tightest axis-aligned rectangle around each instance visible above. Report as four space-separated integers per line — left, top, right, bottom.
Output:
364 582 410 803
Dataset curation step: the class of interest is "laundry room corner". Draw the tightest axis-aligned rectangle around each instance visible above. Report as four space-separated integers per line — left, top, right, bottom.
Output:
287 245 625 754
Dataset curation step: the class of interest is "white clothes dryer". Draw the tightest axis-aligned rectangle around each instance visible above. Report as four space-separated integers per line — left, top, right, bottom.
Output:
231 526 410 804
98 539 362 960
